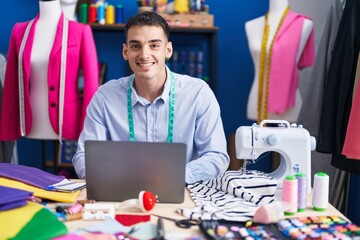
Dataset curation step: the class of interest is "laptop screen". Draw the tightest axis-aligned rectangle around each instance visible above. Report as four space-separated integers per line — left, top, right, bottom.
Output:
85 141 187 203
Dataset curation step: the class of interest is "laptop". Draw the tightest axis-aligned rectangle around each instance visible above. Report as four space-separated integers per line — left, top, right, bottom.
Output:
85 140 187 203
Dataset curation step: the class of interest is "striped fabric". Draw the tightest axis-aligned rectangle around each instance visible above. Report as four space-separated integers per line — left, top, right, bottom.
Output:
178 170 277 222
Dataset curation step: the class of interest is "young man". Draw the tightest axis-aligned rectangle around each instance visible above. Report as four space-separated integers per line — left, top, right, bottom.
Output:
72 11 229 184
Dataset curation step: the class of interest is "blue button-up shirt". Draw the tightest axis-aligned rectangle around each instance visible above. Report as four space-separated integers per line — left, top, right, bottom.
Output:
73 67 229 184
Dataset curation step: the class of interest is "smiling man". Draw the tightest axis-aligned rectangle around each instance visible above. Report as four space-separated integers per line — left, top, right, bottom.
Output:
72 11 229 184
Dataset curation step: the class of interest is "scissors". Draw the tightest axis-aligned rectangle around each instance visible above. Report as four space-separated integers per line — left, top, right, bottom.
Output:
152 214 201 229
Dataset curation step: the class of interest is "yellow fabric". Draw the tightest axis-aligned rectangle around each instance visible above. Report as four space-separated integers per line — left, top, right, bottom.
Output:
0 202 43 240
0 177 79 203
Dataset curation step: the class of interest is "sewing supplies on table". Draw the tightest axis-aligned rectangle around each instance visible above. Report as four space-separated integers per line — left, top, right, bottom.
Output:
253 201 289 224
312 172 330 212
53 202 84 222
83 203 116 220
115 191 157 212
156 216 165 240
277 215 360 239
152 214 201 229
282 175 298 216
115 214 150 226
199 216 360 240
199 219 281 239
235 119 316 193
295 173 307 212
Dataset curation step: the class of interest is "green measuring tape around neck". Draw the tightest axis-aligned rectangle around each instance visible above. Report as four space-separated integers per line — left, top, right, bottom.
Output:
127 72 175 143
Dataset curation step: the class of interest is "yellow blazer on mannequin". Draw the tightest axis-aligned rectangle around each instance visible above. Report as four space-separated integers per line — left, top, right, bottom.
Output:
0 13 99 141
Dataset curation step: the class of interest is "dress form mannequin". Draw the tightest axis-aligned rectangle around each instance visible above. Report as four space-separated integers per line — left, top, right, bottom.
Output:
60 0 78 21
27 0 62 139
0 0 99 142
245 0 313 123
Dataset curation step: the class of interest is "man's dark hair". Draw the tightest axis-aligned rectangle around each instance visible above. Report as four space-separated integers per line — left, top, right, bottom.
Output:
124 11 170 41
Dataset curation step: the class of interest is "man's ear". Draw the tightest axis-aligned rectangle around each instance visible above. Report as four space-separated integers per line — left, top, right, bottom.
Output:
166 41 173 60
122 43 128 60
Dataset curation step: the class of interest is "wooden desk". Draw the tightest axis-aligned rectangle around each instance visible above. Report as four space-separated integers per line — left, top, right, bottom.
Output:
60 184 347 238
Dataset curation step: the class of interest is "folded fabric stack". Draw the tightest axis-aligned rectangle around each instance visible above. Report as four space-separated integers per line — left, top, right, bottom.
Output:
0 185 68 239
0 185 32 211
0 163 82 239
0 200 68 239
0 163 80 202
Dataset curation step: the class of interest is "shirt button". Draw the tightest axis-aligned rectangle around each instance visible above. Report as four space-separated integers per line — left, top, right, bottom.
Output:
50 102 57 108
49 86 55 91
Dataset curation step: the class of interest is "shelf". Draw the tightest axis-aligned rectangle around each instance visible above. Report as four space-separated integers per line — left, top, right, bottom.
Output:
45 160 73 168
89 23 218 33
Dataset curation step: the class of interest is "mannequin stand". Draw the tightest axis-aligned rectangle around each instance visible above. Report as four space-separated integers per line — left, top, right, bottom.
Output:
41 140 59 174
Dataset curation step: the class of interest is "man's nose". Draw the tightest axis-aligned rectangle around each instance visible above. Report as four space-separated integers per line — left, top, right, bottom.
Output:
140 46 151 58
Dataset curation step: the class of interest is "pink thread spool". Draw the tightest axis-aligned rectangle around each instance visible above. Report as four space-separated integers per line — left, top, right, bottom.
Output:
295 173 307 212
66 203 83 215
282 175 298 216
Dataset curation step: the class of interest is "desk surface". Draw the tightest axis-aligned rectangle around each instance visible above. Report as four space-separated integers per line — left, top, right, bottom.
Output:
59 182 347 238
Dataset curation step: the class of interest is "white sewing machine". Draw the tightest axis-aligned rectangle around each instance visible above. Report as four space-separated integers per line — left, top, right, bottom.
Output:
235 120 316 193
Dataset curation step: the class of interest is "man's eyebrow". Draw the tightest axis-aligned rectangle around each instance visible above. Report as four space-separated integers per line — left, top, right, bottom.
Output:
128 40 140 44
149 39 163 43
128 39 163 44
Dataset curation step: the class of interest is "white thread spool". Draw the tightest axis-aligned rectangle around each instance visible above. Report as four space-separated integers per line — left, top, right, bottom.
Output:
312 172 329 211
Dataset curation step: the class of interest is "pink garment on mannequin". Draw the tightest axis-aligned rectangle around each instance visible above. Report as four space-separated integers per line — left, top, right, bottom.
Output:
0 13 99 141
267 11 315 114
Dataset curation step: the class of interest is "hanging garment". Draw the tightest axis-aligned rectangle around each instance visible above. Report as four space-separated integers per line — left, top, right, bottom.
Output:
316 0 360 173
267 11 315 114
0 13 99 141
297 0 346 137
0 53 17 163
342 76 360 159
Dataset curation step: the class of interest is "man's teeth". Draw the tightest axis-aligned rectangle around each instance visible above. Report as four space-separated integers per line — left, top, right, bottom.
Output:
139 63 153 67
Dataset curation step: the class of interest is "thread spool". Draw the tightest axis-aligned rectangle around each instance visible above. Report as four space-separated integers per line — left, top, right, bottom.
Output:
138 6 153 13
115 5 124 24
105 5 115 24
312 172 329 211
281 175 298 216
66 203 83 215
295 173 307 212
88 4 97 23
97 3 105 24
79 3 88 23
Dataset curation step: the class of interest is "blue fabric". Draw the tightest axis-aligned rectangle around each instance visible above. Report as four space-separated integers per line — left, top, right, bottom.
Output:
72 67 229 184
0 163 65 188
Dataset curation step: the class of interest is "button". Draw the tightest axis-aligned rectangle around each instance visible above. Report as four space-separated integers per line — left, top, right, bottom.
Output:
49 86 55 91
50 102 57 108
267 134 278 146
